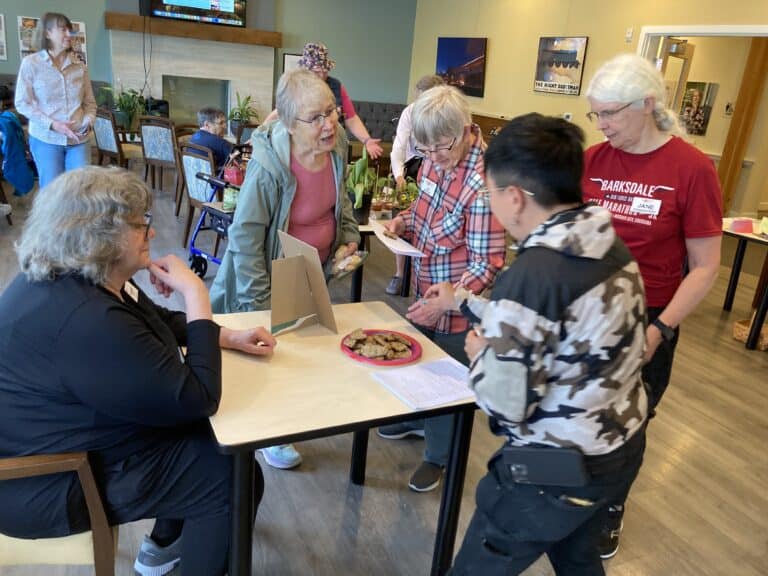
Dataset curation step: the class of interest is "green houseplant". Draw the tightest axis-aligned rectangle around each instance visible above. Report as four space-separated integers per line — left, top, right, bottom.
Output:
345 147 380 224
228 92 259 138
101 86 146 133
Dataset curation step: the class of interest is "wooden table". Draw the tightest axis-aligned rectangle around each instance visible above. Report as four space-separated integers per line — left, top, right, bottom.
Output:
722 219 768 349
353 223 413 302
211 301 476 575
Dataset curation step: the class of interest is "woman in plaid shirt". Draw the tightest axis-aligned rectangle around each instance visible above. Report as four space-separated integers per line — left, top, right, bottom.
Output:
378 86 506 492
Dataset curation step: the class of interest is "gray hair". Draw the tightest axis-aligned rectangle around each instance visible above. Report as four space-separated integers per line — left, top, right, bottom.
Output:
15 166 152 284
411 85 471 146
414 74 445 94
197 106 225 127
276 69 335 127
585 53 683 135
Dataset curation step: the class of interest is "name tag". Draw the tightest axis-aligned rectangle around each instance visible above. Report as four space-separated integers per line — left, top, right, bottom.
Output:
630 197 661 216
124 282 140 303
421 178 438 198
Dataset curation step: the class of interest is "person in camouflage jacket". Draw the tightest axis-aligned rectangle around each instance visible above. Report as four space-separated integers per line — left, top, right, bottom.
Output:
428 113 648 576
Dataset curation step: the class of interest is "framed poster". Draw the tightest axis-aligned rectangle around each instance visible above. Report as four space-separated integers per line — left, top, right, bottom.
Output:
17 17 87 65
282 53 302 74
0 15 7 61
680 81 718 136
435 37 488 98
533 36 588 96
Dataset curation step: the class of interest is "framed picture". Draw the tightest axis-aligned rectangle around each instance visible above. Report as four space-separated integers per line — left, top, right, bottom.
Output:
533 36 589 96
680 81 718 136
282 53 302 74
435 37 488 98
0 15 7 61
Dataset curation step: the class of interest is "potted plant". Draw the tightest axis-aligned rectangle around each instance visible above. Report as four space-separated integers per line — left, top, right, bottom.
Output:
100 86 146 135
228 92 259 139
345 147 379 225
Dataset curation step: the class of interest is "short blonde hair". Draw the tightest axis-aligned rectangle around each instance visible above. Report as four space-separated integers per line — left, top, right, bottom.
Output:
411 85 471 146
586 53 683 135
16 167 152 284
276 69 335 128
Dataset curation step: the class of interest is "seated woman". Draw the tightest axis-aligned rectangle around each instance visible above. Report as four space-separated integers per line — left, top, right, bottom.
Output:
0 166 276 576
210 69 360 471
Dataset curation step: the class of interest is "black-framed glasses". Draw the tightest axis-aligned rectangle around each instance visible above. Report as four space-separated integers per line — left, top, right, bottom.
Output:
129 212 153 238
295 106 339 128
415 137 457 157
586 101 638 123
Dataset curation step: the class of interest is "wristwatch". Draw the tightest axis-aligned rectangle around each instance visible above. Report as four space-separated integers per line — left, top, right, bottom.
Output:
652 317 675 341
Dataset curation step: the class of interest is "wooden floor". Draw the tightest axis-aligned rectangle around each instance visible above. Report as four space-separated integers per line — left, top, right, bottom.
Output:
0 180 767 576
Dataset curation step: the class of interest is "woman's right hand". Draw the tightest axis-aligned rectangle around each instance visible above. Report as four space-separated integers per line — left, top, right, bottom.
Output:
51 120 79 140
149 255 206 299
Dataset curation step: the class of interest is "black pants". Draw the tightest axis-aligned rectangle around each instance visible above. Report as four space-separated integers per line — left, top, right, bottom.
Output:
95 427 263 576
450 431 645 576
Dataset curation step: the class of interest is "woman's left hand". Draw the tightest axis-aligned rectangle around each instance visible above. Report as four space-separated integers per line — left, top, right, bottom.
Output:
220 326 277 356
406 295 446 327
342 242 358 258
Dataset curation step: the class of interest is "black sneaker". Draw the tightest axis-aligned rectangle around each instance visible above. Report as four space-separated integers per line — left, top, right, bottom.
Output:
408 461 443 492
598 505 624 559
377 422 425 440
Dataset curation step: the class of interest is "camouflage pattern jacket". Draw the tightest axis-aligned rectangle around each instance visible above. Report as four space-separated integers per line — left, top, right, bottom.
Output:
459 204 648 455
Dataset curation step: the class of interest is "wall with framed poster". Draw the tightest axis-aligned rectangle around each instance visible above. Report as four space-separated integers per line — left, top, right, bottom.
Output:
533 36 588 96
282 53 302 74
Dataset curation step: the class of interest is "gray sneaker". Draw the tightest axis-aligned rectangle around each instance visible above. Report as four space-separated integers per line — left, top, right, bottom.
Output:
0 204 11 217
134 534 182 576
377 422 425 440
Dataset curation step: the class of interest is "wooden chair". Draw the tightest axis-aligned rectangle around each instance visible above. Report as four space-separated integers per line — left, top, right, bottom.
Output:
0 452 117 575
139 115 185 216
93 108 143 168
180 142 222 251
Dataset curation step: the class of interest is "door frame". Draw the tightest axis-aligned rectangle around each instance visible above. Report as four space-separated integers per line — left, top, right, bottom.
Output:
637 25 768 59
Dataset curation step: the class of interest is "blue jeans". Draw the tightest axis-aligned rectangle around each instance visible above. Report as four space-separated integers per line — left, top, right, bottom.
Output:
29 137 91 190
415 326 470 467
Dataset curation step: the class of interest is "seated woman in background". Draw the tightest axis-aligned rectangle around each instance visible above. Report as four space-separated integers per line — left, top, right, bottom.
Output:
210 69 360 471
0 166 276 576
14 12 96 189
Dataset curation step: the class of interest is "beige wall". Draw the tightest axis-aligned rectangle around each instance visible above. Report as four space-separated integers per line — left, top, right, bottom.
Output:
409 0 768 215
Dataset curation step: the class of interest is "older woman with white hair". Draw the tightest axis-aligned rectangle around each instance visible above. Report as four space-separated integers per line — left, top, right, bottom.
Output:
210 69 360 470
378 86 506 492
0 166 275 576
582 52 722 559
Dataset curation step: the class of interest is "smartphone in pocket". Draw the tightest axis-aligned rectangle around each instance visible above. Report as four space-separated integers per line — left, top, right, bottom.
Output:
501 445 589 487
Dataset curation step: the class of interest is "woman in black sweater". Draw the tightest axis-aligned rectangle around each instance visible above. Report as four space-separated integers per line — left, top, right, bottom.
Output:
0 166 276 576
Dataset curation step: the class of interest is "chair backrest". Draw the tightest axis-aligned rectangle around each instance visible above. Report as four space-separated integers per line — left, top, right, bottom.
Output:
94 109 120 158
139 116 178 165
180 142 216 204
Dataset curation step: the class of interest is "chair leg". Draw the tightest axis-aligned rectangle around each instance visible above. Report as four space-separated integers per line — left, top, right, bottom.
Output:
183 203 195 248
174 172 183 217
214 234 221 258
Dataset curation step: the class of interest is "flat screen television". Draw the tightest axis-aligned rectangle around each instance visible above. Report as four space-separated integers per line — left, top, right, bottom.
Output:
141 0 247 28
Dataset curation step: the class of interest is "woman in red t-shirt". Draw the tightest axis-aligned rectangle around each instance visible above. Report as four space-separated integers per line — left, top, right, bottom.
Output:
581 52 722 559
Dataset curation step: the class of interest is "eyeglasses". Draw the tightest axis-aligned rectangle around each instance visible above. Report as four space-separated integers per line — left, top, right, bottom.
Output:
415 137 457 157
295 106 338 128
586 101 638 123
128 212 153 238
478 185 534 202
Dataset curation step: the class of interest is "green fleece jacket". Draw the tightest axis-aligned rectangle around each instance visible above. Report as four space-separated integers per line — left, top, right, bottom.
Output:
210 120 360 313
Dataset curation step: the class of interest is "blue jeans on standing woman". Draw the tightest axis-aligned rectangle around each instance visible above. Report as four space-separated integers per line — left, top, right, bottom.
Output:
29 136 90 190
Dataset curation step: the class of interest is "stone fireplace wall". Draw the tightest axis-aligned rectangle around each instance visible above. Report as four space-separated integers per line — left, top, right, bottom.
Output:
109 30 274 126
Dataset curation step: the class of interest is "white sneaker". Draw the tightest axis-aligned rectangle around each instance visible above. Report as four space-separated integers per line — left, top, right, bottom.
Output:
0 204 11 217
259 444 302 469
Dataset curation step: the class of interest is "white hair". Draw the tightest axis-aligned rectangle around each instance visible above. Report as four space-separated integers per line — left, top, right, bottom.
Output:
586 53 683 135
411 85 471 146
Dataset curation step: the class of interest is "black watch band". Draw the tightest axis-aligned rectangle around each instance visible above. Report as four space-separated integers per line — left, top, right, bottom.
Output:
652 318 675 341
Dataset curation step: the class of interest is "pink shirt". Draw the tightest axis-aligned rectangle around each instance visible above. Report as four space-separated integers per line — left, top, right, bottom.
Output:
288 154 337 262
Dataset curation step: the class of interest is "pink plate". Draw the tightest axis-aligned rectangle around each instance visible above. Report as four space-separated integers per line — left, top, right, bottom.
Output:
340 329 422 366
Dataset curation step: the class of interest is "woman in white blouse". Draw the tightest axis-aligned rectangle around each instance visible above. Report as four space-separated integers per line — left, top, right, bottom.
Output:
15 12 96 189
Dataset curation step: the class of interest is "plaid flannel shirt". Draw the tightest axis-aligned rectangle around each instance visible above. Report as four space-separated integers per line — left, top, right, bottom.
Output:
400 124 506 334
